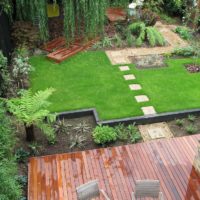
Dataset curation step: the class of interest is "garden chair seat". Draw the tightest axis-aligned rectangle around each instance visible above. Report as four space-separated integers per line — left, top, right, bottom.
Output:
132 180 164 200
76 180 110 200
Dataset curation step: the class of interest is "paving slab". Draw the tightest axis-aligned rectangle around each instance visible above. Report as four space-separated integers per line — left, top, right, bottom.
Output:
141 106 156 115
124 74 135 80
119 66 130 71
129 84 142 90
135 95 149 103
138 122 174 141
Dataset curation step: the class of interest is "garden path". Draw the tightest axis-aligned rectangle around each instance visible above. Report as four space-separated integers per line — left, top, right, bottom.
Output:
106 21 188 65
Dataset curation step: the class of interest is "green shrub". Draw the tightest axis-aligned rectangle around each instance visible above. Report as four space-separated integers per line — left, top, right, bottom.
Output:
0 51 11 97
93 125 117 145
186 124 198 134
146 27 156 47
173 46 195 57
152 27 165 46
175 119 184 126
0 103 22 199
188 115 196 122
126 31 135 47
127 124 142 143
114 123 141 143
113 34 123 48
115 124 129 141
128 22 146 47
174 26 193 40
143 0 164 13
128 22 165 47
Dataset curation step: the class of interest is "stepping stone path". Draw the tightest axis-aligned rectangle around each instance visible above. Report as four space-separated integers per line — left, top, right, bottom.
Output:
141 106 156 115
119 66 130 71
138 122 174 141
124 74 135 80
135 95 149 103
118 66 156 117
129 84 142 91
106 21 188 65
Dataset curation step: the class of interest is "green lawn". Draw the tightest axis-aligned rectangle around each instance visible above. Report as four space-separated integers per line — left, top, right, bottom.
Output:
30 51 200 120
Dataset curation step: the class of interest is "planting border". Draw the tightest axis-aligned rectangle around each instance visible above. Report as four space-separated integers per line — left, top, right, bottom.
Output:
57 108 200 126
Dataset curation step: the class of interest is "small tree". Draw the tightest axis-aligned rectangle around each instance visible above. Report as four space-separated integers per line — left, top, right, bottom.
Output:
5 88 56 142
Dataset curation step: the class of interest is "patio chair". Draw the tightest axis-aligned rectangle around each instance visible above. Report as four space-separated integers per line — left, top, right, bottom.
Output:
76 180 110 200
132 180 164 200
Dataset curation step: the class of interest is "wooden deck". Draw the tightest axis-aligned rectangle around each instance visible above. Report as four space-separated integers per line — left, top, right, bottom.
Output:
28 135 200 200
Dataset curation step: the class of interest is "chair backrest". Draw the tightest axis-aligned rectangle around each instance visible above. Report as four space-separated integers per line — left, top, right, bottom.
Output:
135 180 160 198
76 180 100 200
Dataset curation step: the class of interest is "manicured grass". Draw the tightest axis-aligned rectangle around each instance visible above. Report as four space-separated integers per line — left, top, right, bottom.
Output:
30 51 200 120
30 51 144 119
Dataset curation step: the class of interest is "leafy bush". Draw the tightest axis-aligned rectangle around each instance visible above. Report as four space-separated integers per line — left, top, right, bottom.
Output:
174 26 192 40
188 115 196 122
163 0 187 16
128 22 146 47
143 0 164 12
173 46 196 57
140 9 160 26
0 51 11 97
115 124 129 141
186 124 198 134
175 119 184 126
127 124 142 143
158 13 177 24
128 22 165 47
93 125 117 145
12 47 34 89
0 103 22 199
15 148 30 163
114 123 142 143
113 34 123 47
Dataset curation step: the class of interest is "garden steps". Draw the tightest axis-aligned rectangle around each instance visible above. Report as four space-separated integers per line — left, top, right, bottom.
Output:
44 37 99 63
106 21 189 65
42 37 66 52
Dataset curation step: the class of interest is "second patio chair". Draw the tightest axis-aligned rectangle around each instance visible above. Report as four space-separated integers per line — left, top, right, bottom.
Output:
76 180 110 200
132 180 164 200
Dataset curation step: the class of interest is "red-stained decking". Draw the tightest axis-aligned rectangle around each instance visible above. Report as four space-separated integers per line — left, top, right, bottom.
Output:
42 37 99 63
28 135 200 200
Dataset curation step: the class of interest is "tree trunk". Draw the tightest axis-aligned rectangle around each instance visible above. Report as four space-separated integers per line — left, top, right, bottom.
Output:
25 124 35 141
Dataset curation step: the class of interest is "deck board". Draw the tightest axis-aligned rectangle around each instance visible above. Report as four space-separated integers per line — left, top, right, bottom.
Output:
28 135 200 200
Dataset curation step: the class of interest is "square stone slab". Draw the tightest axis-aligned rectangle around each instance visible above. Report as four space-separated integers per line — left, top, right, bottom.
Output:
135 95 149 103
129 84 142 90
124 74 136 80
119 66 130 71
138 122 174 141
141 106 156 115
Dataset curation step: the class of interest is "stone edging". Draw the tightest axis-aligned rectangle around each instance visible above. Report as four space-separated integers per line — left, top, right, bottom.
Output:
57 108 200 126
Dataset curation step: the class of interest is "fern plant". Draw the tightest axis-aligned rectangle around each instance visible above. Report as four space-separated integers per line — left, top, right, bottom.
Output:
5 88 56 142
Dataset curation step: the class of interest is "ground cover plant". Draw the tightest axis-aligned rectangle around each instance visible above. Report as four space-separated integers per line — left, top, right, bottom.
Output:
0 103 22 200
30 51 200 120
